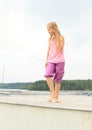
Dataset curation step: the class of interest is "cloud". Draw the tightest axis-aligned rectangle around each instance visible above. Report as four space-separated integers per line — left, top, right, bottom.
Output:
0 0 92 82
0 1 33 51
64 40 92 79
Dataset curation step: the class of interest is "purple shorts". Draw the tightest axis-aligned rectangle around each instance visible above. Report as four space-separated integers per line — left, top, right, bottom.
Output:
44 62 65 83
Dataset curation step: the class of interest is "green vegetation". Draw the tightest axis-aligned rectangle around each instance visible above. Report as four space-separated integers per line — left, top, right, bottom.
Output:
0 79 92 91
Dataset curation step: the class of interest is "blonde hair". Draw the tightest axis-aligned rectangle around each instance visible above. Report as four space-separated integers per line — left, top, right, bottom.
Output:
47 21 61 36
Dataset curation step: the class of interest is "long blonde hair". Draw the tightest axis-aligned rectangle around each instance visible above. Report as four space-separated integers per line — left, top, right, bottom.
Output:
47 21 61 40
47 22 61 43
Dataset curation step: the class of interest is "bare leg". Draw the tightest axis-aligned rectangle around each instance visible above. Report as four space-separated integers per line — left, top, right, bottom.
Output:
54 82 61 103
46 77 55 102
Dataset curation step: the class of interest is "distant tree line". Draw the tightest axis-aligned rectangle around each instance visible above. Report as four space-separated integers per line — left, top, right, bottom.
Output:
0 79 92 91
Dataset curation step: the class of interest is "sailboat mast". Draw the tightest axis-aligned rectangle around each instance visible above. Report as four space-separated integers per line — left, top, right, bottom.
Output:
2 64 5 83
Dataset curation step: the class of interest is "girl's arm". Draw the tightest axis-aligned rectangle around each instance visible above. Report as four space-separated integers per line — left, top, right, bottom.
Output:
56 35 64 52
45 39 50 67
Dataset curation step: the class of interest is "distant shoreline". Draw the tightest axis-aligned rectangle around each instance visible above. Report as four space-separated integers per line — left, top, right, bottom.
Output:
0 89 92 96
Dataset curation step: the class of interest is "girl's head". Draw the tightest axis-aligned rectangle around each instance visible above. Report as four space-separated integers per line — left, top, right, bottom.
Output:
47 21 61 37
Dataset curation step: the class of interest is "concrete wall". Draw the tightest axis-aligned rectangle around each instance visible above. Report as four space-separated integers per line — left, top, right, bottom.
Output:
0 102 92 130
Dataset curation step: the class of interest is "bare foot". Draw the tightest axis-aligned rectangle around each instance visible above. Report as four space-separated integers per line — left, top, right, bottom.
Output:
53 98 60 103
47 96 53 102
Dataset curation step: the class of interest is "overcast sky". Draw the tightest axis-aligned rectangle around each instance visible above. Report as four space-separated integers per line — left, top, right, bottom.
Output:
0 0 92 83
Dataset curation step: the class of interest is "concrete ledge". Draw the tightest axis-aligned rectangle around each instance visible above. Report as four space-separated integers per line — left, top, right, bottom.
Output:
0 94 92 130
0 93 92 112
0 90 92 130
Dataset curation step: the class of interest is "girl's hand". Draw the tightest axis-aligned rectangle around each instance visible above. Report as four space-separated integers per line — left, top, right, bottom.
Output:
45 62 48 67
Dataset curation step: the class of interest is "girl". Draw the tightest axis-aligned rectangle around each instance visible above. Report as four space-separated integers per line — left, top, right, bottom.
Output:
44 21 65 103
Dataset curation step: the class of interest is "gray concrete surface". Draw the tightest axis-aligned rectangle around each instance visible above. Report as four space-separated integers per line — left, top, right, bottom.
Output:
0 89 92 130
0 89 92 111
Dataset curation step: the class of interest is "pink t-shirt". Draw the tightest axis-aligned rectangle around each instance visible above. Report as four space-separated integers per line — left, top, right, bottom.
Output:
47 41 65 63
